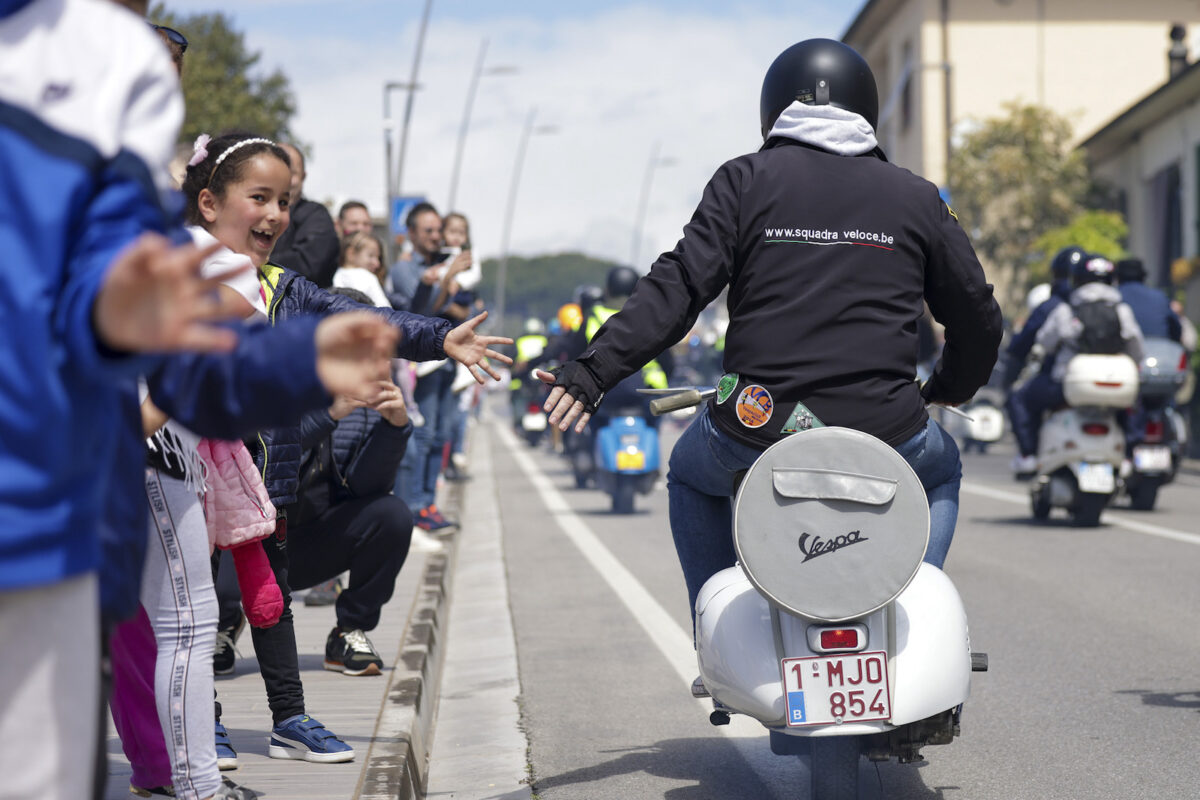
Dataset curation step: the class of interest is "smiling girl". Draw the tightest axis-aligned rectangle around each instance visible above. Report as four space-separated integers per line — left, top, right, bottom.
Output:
179 134 511 770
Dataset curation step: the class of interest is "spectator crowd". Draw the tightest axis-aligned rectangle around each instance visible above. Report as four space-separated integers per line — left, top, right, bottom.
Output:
0 3 508 800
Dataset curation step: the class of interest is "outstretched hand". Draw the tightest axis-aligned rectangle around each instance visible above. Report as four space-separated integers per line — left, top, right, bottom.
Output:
443 311 513 384
314 312 399 400
536 368 593 433
94 233 248 353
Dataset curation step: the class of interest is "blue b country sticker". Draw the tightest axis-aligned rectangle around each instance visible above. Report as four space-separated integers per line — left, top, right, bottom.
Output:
735 384 773 428
716 373 738 404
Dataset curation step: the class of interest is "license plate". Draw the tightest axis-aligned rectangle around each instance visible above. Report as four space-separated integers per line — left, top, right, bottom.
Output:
1077 462 1115 493
781 651 891 727
521 413 547 432
1132 445 1172 472
616 450 645 470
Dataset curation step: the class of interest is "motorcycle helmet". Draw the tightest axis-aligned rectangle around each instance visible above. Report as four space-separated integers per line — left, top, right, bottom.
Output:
759 38 879 140
557 302 583 331
547 319 563 336
1115 257 1147 283
606 266 640 299
575 284 604 313
523 318 545 336
1050 246 1087 281
1071 254 1115 288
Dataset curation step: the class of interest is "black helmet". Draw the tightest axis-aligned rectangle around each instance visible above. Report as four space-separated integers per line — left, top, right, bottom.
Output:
760 39 879 139
1115 257 1147 283
606 266 639 299
575 284 604 312
1072 254 1115 288
1050 246 1087 281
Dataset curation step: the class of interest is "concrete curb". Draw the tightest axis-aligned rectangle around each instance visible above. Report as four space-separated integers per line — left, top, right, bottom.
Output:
357 468 466 799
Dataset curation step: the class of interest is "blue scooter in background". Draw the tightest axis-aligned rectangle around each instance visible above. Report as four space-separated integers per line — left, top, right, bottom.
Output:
593 408 660 514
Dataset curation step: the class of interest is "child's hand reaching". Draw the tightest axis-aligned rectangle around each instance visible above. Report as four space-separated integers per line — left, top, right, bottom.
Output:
442 311 513 383
314 312 399 399
94 233 247 353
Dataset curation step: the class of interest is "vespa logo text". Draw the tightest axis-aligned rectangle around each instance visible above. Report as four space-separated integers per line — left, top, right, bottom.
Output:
798 530 869 563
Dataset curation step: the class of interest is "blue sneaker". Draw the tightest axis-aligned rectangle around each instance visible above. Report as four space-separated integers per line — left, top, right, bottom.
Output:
267 714 354 763
215 720 238 770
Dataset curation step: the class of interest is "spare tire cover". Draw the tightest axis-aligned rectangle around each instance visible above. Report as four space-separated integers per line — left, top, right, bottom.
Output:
733 426 929 622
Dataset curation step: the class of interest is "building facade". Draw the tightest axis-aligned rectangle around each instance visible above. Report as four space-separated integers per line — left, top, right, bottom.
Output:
843 0 1200 190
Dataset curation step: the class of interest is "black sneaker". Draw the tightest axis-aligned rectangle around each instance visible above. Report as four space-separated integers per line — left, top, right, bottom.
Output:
304 578 340 607
324 627 383 676
214 609 245 676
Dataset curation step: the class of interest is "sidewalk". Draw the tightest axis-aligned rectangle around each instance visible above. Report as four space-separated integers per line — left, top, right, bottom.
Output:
102 470 466 800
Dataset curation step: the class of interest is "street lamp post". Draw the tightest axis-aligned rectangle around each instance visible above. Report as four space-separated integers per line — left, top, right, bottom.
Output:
447 38 516 211
630 140 675 266
495 107 557 336
395 0 434 198
382 81 411 212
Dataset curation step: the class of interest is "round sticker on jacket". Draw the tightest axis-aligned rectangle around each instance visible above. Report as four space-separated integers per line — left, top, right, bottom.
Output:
735 384 773 428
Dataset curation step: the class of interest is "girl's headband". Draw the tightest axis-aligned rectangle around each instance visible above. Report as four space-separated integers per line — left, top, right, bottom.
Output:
203 137 276 186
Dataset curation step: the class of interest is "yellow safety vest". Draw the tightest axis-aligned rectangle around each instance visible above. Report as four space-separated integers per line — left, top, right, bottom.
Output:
585 305 667 389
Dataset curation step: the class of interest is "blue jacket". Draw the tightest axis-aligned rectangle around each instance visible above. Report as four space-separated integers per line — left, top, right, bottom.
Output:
1003 280 1071 386
1119 280 1182 342
252 263 452 507
290 407 412 526
0 0 183 593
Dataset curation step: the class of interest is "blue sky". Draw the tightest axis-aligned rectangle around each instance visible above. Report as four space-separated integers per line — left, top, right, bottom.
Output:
161 1 868 264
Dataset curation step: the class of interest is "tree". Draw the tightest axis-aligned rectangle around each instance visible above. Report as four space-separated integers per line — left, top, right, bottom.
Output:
1030 210 1128 285
149 5 298 146
949 103 1092 313
477 252 618 333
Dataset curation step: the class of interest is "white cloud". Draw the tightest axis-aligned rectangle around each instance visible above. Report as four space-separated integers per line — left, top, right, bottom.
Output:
196 4 851 266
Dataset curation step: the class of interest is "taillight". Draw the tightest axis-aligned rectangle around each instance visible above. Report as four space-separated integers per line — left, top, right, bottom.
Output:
1182 351 1190 371
1082 423 1110 436
821 629 860 650
527 402 541 414
1094 381 1123 388
808 623 868 653
1144 420 1164 443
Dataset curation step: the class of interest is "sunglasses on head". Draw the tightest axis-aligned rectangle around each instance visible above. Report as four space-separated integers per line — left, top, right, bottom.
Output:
150 24 188 53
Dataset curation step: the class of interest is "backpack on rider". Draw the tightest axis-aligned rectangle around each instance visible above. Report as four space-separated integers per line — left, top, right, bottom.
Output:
1069 256 1124 355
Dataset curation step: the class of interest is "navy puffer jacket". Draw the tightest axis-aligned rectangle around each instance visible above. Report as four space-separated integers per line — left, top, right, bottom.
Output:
251 264 451 507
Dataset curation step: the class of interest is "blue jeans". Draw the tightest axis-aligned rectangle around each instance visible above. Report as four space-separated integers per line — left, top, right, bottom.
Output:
666 406 961 623
395 362 459 510
1006 371 1065 457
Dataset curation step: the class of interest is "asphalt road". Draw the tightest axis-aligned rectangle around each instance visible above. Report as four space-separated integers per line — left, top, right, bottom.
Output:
443 413 1200 800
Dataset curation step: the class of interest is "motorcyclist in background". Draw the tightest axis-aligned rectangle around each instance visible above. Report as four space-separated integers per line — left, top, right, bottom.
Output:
1005 246 1084 477
1115 258 1182 343
1009 255 1144 463
539 39 1002 645
510 318 549 423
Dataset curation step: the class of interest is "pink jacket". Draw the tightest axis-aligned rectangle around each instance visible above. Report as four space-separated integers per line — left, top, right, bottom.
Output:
196 438 276 549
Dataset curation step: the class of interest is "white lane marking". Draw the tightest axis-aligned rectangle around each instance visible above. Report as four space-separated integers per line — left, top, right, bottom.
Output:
961 480 1200 546
496 424 762 737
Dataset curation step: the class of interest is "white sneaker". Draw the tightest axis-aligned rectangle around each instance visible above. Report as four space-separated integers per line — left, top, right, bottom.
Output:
409 528 445 553
1012 454 1037 475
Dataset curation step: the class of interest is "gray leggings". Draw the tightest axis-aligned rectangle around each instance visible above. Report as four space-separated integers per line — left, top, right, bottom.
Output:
141 469 220 800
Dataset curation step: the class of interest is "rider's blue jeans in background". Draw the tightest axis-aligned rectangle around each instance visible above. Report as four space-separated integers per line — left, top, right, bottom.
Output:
666 406 962 625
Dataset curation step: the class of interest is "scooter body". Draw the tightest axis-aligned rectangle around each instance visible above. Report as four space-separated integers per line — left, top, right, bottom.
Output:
1121 338 1188 510
692 425 981 796
1031 354 1138 526
593 411 660 513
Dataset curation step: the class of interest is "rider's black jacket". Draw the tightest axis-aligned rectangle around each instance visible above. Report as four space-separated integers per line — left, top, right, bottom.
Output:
578 138 1003 449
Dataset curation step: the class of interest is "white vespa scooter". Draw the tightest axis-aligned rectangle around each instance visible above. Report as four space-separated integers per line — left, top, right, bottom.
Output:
1030 354 1139 526
650 390 986 800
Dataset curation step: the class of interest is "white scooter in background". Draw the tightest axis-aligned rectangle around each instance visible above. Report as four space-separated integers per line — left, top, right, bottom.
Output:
1030 354 1139 526
650 390 987 800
